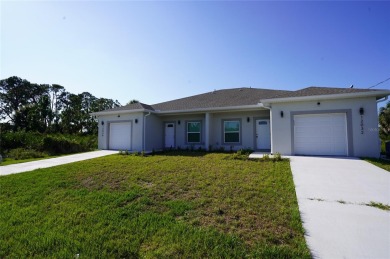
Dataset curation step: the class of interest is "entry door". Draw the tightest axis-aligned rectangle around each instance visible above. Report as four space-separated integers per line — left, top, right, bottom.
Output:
165 123 175 148
256 120 271 150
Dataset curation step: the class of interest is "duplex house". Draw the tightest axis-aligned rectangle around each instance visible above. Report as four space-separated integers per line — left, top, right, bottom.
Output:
91 86 390 157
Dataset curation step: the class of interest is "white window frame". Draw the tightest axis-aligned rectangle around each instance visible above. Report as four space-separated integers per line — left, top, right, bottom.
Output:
223 120 241 144
187 121 201 144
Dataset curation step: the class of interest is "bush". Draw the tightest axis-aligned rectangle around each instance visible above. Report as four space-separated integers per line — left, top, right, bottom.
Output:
8 148 47 160
42 135 95 155
273 152 282 161
1 131 43 152
0 130 97 156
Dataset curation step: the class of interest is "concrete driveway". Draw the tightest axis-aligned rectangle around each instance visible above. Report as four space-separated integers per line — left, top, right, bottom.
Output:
0 150 118 176
290 156 390 259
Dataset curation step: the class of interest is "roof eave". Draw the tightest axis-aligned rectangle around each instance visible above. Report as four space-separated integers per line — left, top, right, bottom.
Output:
156 104 267 115
91 109 155 116
260 90 390 105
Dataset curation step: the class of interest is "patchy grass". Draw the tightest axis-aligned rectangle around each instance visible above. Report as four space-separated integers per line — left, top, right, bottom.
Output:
0 152 310 258
364 158 390 172
365 201 390 211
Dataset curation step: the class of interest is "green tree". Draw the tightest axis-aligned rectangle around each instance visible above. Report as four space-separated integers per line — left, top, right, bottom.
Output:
379 101 390 140
1 76 121 135
127 99 139 105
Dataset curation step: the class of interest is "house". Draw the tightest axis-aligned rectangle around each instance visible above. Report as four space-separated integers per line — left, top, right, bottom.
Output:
91 86 390 158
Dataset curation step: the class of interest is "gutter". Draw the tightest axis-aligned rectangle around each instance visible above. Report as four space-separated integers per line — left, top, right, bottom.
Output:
91 104 267 117
91 109 155 116
261 90 390 105
156 104 265 115
377 96 388 104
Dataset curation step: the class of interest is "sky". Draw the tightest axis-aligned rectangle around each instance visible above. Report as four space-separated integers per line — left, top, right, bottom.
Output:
1 1 390 106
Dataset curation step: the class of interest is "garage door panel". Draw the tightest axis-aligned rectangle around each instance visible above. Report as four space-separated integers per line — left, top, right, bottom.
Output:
109 122 131 150
294 113 347 156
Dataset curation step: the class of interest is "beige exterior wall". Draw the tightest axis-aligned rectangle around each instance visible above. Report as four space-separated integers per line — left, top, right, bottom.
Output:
270 97 380 157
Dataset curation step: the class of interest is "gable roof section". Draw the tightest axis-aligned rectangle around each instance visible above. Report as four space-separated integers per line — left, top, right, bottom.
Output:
261 86 389 104
276 86 381 98
92 86 390 115
153 88 290 111
101 102 155 113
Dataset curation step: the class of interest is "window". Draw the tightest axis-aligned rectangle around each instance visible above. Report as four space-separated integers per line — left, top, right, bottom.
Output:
187 121 201 143
224 120 240 143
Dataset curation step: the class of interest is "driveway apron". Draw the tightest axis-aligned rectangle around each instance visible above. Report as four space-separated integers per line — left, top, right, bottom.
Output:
0 150 118 176
290 156 390 259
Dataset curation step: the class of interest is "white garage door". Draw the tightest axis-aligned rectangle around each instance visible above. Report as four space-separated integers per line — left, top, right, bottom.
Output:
109 122 131 150
294 113 348 156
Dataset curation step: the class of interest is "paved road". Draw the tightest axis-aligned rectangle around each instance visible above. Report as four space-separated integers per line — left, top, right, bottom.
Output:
0 150 118 176
290 156 390 259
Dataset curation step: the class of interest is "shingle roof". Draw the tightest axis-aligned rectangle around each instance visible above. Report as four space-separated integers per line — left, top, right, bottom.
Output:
97 86 386 114
102 102 155 112
269 86 381 99
152 88 290 111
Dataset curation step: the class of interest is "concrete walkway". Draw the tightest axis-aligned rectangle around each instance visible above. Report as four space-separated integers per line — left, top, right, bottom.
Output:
0 150 118 176
290 156 390 259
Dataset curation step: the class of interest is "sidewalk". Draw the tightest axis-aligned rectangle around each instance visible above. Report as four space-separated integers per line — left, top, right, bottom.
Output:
0 150 118 176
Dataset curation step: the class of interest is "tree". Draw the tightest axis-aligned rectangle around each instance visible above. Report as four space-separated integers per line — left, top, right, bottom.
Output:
0 76 121 135
0 76 32 126
127 99 139 105
379 101 390 140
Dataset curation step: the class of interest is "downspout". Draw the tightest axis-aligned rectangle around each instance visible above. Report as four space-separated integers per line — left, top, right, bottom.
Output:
143 112 151 151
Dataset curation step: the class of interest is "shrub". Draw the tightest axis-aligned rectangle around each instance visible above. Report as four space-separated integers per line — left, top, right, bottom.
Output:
262 154 270 161
273 152 282 161
1 131 43 151
42 135 96 155
8 148 47 160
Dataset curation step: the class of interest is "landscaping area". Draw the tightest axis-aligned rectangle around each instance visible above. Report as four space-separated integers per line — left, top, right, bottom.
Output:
0 152 310 258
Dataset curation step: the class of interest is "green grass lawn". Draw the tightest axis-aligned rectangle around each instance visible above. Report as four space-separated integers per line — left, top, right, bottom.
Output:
0 152 310 258
364 158 390 172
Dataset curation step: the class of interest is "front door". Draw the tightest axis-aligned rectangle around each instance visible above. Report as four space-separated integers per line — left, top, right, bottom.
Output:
165 123 175 148
256 119 271 150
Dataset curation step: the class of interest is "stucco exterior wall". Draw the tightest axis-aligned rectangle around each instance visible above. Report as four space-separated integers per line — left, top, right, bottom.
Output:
97 112 144 150
270 97 380 157
159 110 269 151
160 114 205 149
145 114 163 151
210 110 270 151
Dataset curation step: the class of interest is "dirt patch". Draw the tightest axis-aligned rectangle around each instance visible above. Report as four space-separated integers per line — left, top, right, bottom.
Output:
78 171 128 191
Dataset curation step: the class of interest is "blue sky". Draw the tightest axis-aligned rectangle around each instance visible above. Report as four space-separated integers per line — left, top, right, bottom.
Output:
1 1 389 105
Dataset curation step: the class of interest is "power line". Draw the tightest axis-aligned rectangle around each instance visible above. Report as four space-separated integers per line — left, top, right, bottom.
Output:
368 76 390 89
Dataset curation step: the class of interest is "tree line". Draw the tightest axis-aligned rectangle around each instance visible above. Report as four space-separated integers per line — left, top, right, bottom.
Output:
0 76 121 135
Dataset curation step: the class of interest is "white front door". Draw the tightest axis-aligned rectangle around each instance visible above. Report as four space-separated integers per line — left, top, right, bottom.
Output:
256 119 271 150
165 123 175 148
